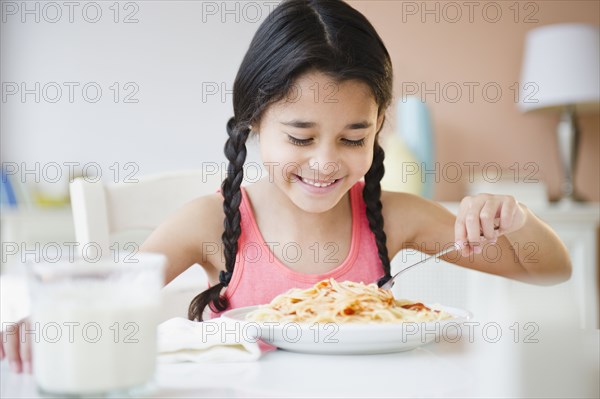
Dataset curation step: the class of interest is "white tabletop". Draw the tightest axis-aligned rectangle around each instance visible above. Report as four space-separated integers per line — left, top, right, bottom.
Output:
2 246 599 398
2 327 598 398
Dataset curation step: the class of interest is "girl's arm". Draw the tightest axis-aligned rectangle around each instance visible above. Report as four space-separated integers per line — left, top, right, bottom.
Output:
383 192 572 285
139 193 225 285
453 194 571 283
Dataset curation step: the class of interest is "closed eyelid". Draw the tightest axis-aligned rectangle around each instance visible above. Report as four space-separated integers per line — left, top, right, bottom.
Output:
342 137 365 142
286 132 366 143
341 137 366 147
286 134 312 146
285 133 312 140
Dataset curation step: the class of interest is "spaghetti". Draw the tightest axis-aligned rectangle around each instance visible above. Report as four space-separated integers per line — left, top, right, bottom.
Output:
246 279 452 324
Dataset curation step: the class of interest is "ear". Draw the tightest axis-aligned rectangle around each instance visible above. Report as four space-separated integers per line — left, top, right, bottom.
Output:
250 117 262 134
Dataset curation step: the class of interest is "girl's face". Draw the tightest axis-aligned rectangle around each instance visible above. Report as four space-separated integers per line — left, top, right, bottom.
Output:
257 71 384 214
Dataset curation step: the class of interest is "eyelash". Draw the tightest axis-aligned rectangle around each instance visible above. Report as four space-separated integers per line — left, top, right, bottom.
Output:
287 135 312 146
287 135 365 147
343 138 366 147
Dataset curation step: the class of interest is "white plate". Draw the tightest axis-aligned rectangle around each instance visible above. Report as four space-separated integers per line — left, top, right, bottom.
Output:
221 305 473 355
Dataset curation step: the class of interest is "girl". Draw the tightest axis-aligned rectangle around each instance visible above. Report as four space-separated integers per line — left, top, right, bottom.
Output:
1 0 571 371
141 0 571 321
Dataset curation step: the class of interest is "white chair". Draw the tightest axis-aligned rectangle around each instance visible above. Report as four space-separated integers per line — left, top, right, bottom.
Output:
69 170 223 321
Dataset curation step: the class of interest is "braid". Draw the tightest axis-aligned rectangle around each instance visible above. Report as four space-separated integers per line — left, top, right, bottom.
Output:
221 117 250 281
188 117 250 321
363 141 392 287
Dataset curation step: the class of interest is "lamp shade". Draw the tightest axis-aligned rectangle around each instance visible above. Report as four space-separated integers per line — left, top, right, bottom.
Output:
519 23 600 113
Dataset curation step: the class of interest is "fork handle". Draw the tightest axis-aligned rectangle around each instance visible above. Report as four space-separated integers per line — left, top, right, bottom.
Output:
378 243 460 290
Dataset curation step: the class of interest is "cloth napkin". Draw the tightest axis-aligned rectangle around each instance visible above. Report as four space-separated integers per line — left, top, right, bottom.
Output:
157 317 275 363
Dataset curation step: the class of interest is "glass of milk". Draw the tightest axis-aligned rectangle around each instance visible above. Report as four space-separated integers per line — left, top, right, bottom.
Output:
27 253 166 397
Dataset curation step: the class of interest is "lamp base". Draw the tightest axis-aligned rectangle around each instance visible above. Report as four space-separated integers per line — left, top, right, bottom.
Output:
556 106 580 201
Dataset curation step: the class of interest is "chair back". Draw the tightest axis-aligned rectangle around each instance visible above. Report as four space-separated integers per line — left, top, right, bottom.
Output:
70 170 222 255
69 170 222 320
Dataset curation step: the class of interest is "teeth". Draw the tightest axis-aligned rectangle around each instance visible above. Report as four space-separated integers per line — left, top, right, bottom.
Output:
301 177 336 188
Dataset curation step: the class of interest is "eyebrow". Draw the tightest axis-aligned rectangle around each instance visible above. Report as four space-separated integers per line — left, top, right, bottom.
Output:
280 120 373 129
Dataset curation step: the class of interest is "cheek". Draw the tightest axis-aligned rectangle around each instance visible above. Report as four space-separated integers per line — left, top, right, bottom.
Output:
261 144 298 166
260 134 283 161
259 141 300 181
347 147 374 176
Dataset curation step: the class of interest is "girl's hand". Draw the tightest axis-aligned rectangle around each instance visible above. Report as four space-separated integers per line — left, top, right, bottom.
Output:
455 194 527 256
0 318 32 374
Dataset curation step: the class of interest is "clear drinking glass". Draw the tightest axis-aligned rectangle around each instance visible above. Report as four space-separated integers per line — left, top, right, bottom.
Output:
27 253 166 397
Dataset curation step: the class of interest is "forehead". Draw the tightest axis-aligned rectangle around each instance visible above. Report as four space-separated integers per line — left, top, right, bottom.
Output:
288 72 375 103
263 71 379 120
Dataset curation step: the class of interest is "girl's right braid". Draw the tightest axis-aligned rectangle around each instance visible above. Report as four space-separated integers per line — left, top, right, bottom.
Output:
187 117 250 321
362 141 392 287
220 117 250 285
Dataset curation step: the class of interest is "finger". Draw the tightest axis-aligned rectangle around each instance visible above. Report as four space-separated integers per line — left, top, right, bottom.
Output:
457 196 479 256
4 322 22 373
465 210 483 253
455 196 472 256
499 196 517 233
19 320 32 374
454 217 469 257
480 199 500 242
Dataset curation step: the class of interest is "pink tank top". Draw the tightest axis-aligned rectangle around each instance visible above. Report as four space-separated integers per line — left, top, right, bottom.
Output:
210 181 383 318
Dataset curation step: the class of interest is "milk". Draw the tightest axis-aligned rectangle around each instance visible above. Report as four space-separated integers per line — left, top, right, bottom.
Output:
32 302 159 394
27 255 165 395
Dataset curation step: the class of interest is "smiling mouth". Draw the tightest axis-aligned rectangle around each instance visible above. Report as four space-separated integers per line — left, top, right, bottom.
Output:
296 175 340 188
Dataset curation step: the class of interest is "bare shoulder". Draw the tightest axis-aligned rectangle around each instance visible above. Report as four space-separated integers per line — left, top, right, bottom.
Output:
380 190 456 254
140 193 225 284
174 193 224 234
381 190 424 211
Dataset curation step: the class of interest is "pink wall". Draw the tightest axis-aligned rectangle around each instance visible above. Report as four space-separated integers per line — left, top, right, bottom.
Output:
352 0 599 201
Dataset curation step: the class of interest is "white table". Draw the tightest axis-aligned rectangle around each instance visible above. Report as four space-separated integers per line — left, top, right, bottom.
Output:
1 202 599 397
2 327 598 398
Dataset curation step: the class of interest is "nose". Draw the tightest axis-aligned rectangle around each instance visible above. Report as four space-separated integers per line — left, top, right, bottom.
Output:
308 143 340 179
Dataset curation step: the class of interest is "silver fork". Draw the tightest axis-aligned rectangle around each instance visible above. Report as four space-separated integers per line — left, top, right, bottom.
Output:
379 221 501 291
378 243 460 291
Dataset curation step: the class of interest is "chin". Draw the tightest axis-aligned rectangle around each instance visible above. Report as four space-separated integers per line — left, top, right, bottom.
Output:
292 198 340 214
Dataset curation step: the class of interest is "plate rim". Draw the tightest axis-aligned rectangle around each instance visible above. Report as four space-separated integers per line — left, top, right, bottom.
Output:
220 304 473 329
221 304 473 354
